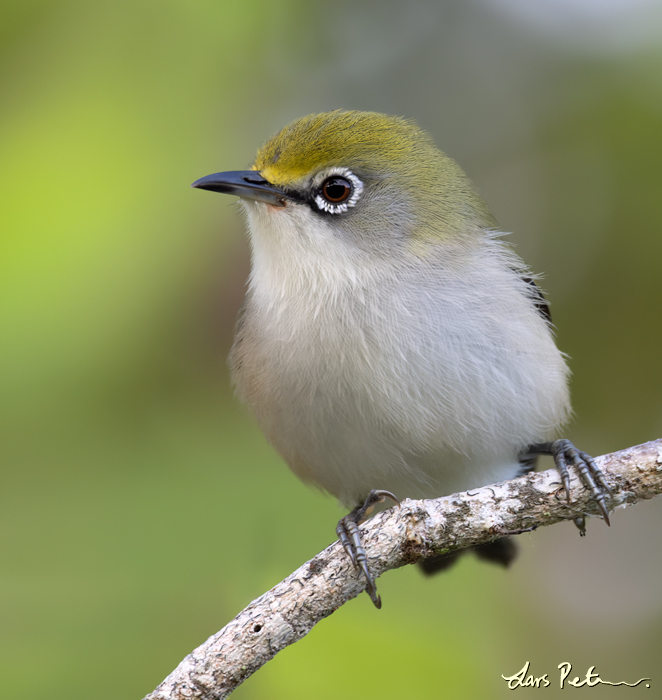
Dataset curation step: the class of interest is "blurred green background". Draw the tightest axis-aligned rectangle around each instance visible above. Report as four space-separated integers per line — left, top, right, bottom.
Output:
2 1 662 698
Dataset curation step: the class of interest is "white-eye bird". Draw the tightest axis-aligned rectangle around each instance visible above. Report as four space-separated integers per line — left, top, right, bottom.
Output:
193 110 610 607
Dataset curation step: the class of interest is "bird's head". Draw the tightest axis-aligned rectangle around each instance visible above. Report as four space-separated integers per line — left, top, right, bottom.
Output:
193 111 496 266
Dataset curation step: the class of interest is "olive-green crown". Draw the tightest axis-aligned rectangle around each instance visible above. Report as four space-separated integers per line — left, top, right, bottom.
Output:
255 111 432 185
252 110 496 234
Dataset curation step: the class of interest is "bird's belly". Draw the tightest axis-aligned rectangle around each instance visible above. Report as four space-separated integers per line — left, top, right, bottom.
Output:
231 310 561 508
249 374 523 506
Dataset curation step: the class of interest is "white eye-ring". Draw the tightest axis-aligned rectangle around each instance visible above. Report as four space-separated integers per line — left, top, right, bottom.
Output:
312 167 363 214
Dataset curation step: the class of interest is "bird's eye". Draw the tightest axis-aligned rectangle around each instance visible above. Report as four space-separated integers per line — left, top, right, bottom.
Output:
321 176 352 204
312 168 363 214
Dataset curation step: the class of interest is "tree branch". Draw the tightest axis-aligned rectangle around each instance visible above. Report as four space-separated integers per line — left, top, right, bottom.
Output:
143 439 662 700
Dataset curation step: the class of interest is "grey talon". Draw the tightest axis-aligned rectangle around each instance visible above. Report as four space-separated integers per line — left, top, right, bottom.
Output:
336 490 399 607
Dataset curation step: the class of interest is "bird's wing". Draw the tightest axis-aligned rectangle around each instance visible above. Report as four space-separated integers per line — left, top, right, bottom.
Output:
521 275 552 325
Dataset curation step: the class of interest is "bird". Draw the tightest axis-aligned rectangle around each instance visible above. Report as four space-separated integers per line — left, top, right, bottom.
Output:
192 110 611 607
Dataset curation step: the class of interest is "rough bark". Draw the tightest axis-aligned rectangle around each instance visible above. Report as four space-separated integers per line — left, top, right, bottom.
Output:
143 439 662 700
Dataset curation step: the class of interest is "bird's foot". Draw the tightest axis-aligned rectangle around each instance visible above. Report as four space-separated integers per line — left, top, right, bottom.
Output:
336 489 399 608
526 439 612 527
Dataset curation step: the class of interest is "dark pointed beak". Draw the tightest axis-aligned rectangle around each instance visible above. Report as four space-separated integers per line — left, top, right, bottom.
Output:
191 170 299 206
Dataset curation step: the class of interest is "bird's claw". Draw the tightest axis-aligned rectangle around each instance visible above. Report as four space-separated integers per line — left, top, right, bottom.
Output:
573 516 587 536
336 489 399 609
336 517 381 607
550 439 612 526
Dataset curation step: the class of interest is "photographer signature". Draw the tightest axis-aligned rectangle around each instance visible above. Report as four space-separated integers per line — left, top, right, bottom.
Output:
502 661 650 689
